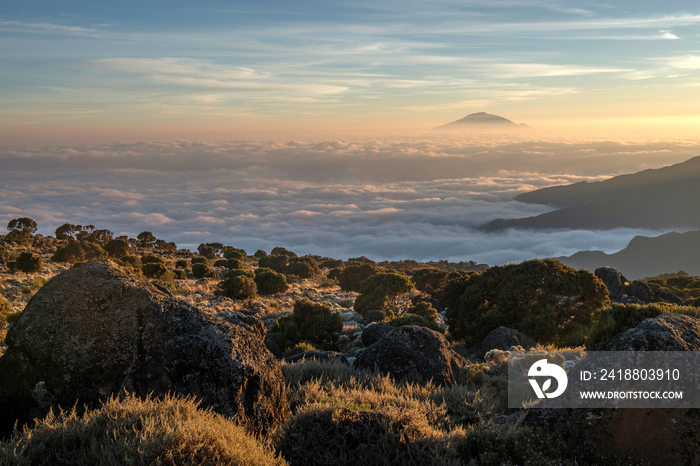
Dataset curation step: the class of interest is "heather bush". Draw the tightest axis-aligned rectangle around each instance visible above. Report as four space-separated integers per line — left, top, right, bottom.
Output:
586 303 700 350
141 255 164 264
223 247 247 260
9 252 42 274
388 314 443 333
338 263 380 292
269 298 342 351
253 249 268 259
271 247 297 258
440 273 477 310
141 262 168 279
119 255 142 271
0 296 10 325
192 263 217 279
285 257 320 278
0 245 8 264
172 269 186 280
197 245 217 259
407 301 439 322
103 238 130 258
412 269 461 299
0 393 286 466
258 254 288 273
446 260 609 346
228 269 255 279
327 268 344 281
175 259 188 269
221 275 258 300
51 241 107 264
354 272 413 316
255 269 289 295
136 231 156 249
319 259 344 269
191 256 208 264
214 259 229 267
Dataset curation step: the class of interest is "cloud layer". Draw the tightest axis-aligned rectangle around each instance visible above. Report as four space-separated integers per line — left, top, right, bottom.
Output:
1 136 697 264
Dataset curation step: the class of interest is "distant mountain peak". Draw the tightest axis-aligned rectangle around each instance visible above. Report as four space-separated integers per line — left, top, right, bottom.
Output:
433 112 530 131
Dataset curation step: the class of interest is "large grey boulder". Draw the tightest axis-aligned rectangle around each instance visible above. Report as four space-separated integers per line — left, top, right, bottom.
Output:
526 313 700 465
361 322 394 346
481 326 535 352
354 325 468 385
600 313 700 351
595 266 628 301
0 262 289 437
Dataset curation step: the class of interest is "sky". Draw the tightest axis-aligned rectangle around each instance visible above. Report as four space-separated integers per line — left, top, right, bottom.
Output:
3 0 700 142
2 1 700 265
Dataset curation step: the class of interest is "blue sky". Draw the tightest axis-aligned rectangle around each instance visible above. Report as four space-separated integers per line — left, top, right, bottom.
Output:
2 1 700 141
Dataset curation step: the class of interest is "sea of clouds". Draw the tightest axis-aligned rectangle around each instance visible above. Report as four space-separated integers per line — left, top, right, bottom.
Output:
1 135 698 265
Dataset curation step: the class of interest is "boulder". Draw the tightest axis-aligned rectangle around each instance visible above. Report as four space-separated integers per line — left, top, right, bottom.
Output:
0 262 289 438
655 288 685 305
361 322 394 346
482 326 535 352
264 333 284 359
353 325 468 385
284 350 348 365
626 280 655 303
600 313 700 351
595 266 628 302
362 309 388 325
526 313 700 465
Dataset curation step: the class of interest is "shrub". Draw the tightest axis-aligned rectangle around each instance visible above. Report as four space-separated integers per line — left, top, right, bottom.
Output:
270 299 342 351
321 279 339 288
412 269 460 299
223 247 247 260
175 259 188 269
10 252 42 273
407 301 439 322
221 276 258 300
282 341 319 358
0 393 286 466
227 269 255 279
285 257 320 278
273 404 457 466
388 314 443 333
103 238 130 258
142 262 168 279
226 258 243 270
446 259 609 346
327 268 344 281
253 249 268 259
587 303 700 350
192 263 217 279
119 255 142 271
258 254 288 273
172 269 186 280
319 259 344 269
191 256 208 264
136 231 156 249
0 245 8 264
198 246 217 259
214 259 229 267
440 273 477 310
141 255 165 264
354 272 413 316
51 241 107 264
255 269 289 295
457 426 563 466
271 247 297 258
0 296 10 325
338 263 380 292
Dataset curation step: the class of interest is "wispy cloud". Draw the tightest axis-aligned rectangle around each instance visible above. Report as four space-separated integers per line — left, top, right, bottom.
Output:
0 20 99 37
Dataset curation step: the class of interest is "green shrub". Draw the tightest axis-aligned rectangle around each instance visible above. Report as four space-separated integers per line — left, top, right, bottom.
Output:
10 252 42 273
214 259 229 267
327 268 344 281
321 279 338 288
282 341 319 358
271 247 297 258
407 301 439 322
270 299 343 351
273 405 457 466
223 247 247 260
0 245 9 264
0 393 286 466
221 276 258 300
0 296 10 325
412 269 460 299
172 269 186 280
175 259 188 269
198 245 217 259
440 273 476 310
253 249 268 259
285 257 320 278
192 263 217 279
142 262 168 279
225 258 242 270
319 259 344 269
446 259 609 346
258 254 288 273
255 269 289 295
119 255 142 271
141 254 164 264
103 238 130 258
227 269 255 279
587 303 700 350
191 256 208 264
354 272 413 316
338 263 380 292
51 241 107 264
389 314 443 333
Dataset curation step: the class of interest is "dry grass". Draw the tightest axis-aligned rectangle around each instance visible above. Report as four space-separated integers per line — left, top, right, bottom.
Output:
0 393 287 466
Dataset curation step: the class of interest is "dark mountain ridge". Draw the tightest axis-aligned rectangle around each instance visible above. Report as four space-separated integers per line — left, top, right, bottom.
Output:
433 112 530 131
481 155 700 231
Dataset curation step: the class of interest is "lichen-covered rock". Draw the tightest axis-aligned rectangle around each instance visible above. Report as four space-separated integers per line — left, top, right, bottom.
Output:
600 313 700 351
481 326 535 352
595 266 629 302
362 309 388 325
655 288 685 305
361 322 394 346
353 325 467 385
0 261 289 437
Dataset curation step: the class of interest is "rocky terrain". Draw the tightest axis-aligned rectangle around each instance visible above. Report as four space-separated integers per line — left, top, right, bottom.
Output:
1 226 699 465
